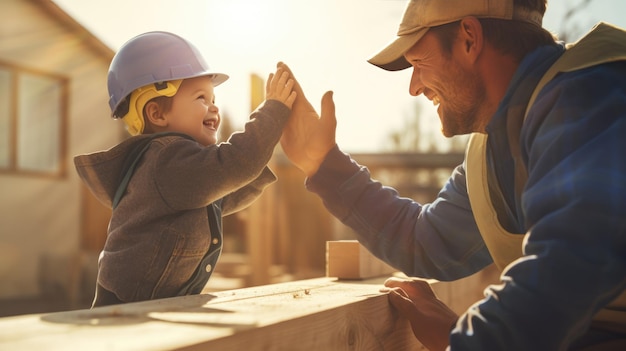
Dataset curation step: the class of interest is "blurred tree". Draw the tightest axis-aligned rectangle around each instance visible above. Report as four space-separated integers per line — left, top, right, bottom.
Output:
559 0 596 42
385 101 467 153
388 101 424 152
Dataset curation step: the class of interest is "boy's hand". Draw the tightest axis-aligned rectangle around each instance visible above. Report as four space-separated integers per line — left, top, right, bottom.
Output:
277 62 337 177
266 66 296 109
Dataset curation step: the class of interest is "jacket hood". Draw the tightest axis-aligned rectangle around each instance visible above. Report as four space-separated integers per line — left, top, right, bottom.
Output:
74 135 159 208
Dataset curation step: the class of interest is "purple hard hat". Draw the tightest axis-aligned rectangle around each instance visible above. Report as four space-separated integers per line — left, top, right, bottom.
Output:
107 31 229 118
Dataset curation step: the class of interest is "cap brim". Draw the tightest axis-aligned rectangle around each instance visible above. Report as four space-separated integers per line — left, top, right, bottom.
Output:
367 28 429 71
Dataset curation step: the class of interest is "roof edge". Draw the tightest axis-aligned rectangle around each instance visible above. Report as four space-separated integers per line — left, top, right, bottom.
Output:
29 0 115 60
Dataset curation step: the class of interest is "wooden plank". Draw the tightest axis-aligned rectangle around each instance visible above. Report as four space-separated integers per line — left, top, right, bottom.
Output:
326 240 397 280
0 277 424 351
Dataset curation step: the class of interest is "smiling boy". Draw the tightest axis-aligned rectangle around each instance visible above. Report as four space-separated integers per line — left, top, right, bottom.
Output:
74 31 295 307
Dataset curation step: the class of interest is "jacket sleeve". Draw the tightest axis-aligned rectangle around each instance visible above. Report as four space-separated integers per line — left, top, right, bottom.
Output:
306 146 492 280
151 100 289 210
220 166 276 216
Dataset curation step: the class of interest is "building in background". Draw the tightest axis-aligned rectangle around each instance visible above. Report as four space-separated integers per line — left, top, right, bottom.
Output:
0 0 123 314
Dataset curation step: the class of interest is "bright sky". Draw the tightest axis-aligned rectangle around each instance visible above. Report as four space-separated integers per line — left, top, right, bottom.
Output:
53 0 626 152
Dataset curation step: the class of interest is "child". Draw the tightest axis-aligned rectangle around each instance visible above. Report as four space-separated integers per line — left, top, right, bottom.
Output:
74 31 296 307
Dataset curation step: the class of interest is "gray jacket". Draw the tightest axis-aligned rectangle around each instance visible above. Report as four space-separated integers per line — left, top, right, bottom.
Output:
74 99 289 304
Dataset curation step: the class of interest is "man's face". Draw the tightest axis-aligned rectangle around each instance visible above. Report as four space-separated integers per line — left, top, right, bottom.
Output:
404 29 487 137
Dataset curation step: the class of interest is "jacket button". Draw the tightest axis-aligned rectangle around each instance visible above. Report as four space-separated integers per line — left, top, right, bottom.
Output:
212 238 219 245
205 264 212 272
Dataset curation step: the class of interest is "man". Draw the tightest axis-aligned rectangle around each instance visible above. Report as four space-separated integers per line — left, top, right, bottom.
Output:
279 0 626 349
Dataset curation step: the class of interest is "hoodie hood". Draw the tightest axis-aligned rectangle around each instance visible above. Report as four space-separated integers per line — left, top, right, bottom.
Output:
74 135 161 208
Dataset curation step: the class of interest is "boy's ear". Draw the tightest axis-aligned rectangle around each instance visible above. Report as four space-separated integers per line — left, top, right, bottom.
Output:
144 101 168 127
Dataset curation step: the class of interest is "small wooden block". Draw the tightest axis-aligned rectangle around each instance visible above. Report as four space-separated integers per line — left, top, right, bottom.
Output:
326 240 397 279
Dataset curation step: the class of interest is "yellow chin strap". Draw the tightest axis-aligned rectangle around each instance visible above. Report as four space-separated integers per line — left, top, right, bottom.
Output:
122 79 183 136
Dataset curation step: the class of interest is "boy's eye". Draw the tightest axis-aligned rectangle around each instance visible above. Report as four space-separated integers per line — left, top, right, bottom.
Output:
197 95 215 104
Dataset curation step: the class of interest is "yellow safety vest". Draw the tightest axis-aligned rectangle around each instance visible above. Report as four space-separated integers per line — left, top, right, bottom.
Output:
466 22 626 334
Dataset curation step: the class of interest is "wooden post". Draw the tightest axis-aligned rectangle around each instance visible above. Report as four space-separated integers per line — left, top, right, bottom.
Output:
326 240 397 280
246 73 273 286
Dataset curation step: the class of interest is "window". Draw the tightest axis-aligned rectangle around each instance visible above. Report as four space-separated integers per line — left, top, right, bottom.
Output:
0 61 67 177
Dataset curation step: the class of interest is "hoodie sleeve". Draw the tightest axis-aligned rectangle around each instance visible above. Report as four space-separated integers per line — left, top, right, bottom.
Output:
152 99 289 210
220 166 277 216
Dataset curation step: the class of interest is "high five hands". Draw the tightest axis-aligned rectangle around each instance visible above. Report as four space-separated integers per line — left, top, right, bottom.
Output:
277 62 337 177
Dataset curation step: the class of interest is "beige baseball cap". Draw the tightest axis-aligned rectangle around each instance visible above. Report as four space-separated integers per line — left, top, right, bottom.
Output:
368 0 543 71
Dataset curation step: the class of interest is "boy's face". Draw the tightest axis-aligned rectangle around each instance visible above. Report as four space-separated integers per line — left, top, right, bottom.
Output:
163 76 220 146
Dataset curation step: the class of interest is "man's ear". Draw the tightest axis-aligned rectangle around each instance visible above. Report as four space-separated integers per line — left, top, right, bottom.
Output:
144 101 168 128
458 17 483 63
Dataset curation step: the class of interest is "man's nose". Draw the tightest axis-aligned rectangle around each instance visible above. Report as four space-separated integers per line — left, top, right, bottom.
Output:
409 67 423 97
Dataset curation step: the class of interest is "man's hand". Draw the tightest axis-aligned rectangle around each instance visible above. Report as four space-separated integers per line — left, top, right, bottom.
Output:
277 62 337 177
383 277 458 351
